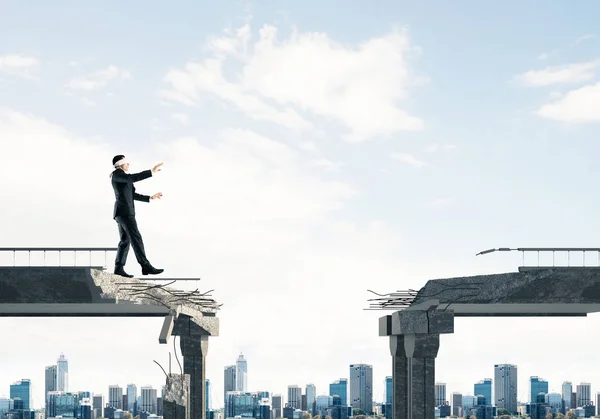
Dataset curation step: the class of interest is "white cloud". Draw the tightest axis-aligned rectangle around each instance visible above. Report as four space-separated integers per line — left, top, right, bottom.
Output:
67 65 131 90
573 34 596 46
537 81 600 122
516 60 599 87
81 98 96 107
311 158 343 173
425 144 439 152
0 54 39 79
391 152 427 168
171 113 190 124
161 24 424 141
537 52 552 61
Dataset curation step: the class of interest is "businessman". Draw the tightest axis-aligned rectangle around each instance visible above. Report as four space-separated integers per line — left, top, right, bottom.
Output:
110 154 164 277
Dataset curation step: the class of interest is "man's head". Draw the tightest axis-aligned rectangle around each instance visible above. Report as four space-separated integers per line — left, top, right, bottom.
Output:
112 155 130 171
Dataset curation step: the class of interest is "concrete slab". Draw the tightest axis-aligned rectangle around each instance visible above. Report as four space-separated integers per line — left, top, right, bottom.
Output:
412 268 600 316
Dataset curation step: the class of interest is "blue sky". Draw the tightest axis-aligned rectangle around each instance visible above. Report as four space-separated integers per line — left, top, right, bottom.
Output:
2 0 600 410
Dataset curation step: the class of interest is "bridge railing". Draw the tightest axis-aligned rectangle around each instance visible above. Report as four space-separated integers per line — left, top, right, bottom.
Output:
476 247 600 268
0 247 117 268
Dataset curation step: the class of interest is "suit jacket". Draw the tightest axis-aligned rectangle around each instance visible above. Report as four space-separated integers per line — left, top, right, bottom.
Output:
111 168 153 218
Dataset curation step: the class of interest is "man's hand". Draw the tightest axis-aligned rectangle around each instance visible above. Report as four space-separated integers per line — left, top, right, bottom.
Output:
152 162 164 173
150 192 163 200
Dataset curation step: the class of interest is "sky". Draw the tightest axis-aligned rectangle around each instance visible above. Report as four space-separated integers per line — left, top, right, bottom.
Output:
2 0 600 410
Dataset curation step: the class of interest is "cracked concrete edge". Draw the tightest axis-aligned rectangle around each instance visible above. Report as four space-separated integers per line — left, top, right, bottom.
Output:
89 269 219 336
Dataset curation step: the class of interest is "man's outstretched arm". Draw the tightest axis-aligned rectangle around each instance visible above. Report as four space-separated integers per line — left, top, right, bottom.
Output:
134 192 163 202
112 162 164 183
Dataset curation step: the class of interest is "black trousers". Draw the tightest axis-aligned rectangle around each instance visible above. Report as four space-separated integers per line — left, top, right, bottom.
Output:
114 215 150 268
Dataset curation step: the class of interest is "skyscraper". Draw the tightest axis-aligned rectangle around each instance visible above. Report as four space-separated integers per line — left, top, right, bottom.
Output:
57 353 68 392
306 384 316 413
562 382 572 410
45 365 58 405
109 385 123 410
529 377 548 404
452 393 463 417
576 383 591 407
494 364 517 414
349 364 373 414
287 385 302 409
474 379 492 406
206 379 211 411
271 394 282 419
385 377 392 405
127 384 137 413
236 353 248 392
141 386 158 414
330 379 348 406
434 383 446 407
10 379 32 409
224 365 237 403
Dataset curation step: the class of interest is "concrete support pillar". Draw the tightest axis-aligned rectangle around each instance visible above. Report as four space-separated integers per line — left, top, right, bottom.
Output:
180 335 209 419
390 334 440 419
379 303 454 419
163 373 191 419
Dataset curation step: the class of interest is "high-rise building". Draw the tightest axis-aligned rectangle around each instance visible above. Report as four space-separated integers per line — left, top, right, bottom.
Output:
45 365 58 406
474 379 492 406
0 397 15 414
206 379 211 411
287 385 301 410
306 384 316 413
126 384 137 413
330 379 348 406
452 393 462 417
434 383 446 407
10 379 32 409
494 364 518 414
46 391 77 417
57 353 69 392
316 395 333 413
462 395 476 412
545 393 562 412
385 377 392 405
109 385 123 410
224 365 237 403
236 354 248 392
349 364 373 414
562 382 572 410
529 377 548 404
271 394 282 419
576 383 591 407
93 394 104 418
141 386 158 414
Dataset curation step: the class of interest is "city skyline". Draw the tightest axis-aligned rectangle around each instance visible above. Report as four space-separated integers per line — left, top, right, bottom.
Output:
3 0 600 413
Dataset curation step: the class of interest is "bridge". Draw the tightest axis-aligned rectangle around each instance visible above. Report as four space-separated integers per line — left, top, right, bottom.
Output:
369 247 600 419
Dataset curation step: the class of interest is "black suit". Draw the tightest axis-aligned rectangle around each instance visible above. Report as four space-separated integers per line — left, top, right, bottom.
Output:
111 168 153 269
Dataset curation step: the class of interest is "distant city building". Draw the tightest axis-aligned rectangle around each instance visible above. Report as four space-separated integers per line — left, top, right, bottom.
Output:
287 385 301 410
576 382 591 407
0 397 14 415
384 377 392 419
236 354 248 393
57 353 69 392
206 379 211 412
316 395 333 414
10 379 32 409
494 364 518 414
306 384 316 414
462 395 476 411
45 365 58 408
92 394 104 419
545 393 561 413
529 376 548 404
46 391 78 418
127 384 137 414
224 365 237 404
562 381 572 411
271 394 282 419
349 364 373 414
140 386 157 414
474 379 492 407
301 394 307 411
109 385 123 410
434 383 446 407
452 392 463 417
330 379 348 406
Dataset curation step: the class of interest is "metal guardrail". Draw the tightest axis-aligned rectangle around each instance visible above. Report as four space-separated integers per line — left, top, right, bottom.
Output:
0 247 117 268
476 247 600 267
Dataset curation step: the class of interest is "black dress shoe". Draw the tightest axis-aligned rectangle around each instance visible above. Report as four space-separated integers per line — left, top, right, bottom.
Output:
114 269 134 278
142 265 164 275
